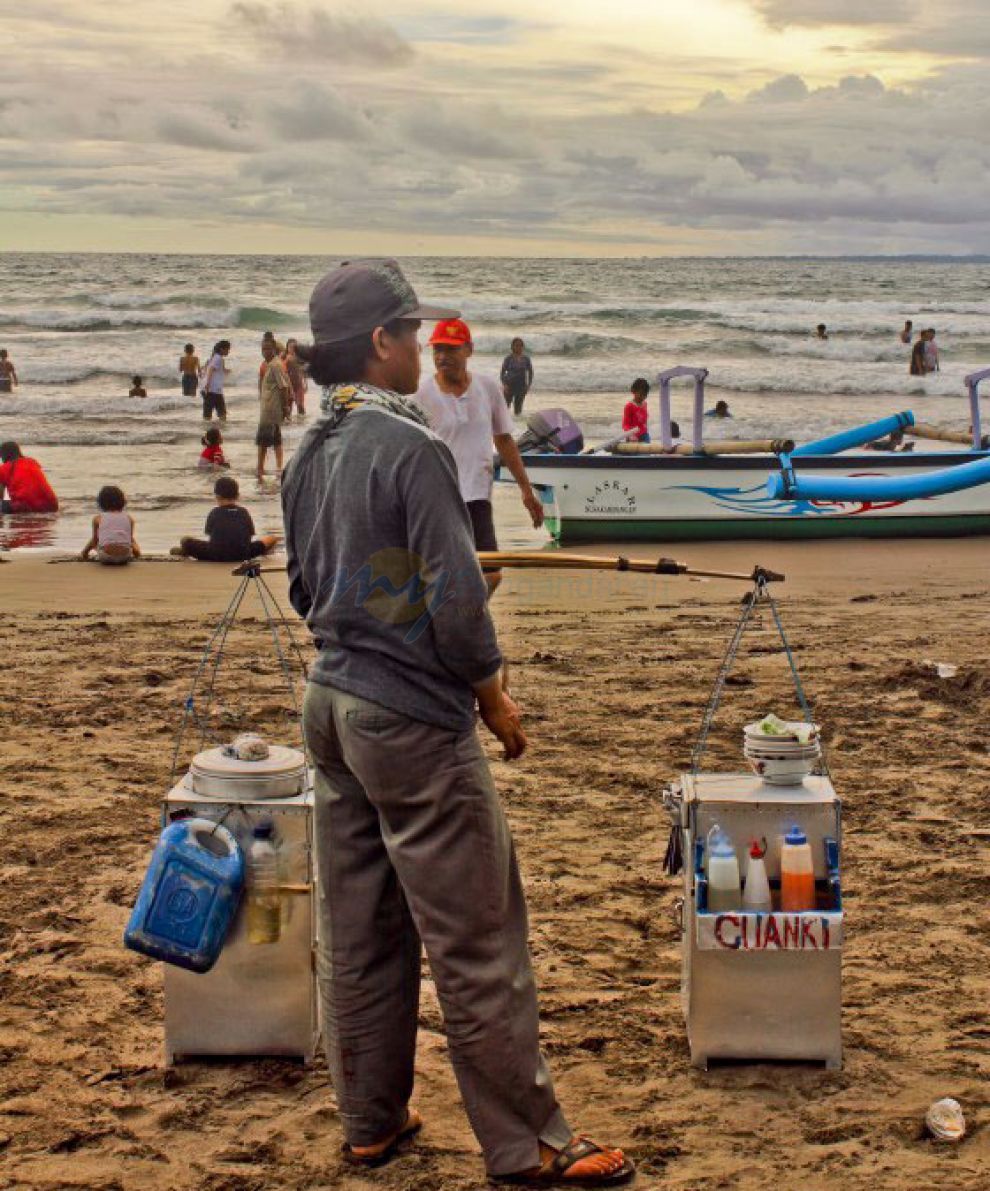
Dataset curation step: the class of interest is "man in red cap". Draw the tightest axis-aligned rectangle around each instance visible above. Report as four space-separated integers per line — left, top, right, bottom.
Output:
415 318 543 594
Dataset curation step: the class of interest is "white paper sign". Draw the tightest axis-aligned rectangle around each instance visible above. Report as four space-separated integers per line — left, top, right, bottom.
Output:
697 912 842 951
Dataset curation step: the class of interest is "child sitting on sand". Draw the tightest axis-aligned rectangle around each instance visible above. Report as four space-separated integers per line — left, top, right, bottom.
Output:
80 485 141 565
199 426 230 469
170 475 279 562
128 375 147 399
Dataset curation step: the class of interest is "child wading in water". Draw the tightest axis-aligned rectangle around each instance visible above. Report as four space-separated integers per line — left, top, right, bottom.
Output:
199 426 230 469
171 475 279 561
80 485 140 564
179 343 201 397
128 375 147 398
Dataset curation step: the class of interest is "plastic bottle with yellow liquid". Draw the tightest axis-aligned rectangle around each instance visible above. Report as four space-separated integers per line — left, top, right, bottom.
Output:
246 821 281 945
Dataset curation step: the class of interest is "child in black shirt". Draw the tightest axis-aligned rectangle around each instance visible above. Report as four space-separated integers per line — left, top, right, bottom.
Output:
171 476 279 561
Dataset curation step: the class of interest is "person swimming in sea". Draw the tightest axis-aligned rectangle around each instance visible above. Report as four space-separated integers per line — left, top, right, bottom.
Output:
0 349 17 394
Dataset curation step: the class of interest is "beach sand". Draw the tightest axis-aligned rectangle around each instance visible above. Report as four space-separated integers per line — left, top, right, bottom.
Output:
1 541 987 1190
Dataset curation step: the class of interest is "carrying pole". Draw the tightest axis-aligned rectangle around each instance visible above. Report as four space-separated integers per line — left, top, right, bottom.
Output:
236 555 784 585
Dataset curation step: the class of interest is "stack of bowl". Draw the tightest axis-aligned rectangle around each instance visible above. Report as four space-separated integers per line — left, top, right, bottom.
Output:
744 718 821 786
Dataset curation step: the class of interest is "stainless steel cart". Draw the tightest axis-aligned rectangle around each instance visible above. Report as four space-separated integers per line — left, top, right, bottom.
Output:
666 772 842 1070
162 754 318 1065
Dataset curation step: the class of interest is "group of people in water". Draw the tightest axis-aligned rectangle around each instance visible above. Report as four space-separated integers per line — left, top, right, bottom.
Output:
0 323 543 567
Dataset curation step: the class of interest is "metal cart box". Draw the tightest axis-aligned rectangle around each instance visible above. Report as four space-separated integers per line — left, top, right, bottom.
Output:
667 772 842 1070
162 777 318 1064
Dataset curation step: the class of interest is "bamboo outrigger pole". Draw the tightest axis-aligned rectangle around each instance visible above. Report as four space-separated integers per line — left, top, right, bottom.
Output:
235 554 784 584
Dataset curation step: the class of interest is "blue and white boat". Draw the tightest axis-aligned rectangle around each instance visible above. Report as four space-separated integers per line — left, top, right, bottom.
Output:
515 366 990 542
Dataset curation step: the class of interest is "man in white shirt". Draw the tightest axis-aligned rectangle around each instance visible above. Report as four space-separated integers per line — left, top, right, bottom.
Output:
415 318 544 594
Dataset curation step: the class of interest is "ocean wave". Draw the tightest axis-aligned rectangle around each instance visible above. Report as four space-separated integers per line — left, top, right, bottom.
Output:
15 363 187 385
20 429 188 447
85 292 230 311
470 329 651 358
0 303 299 333
0 394 192 417
750 335 910 363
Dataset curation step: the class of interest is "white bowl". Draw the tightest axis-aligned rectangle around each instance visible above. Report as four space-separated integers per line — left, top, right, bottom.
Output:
745 754 817 785
744 743 821 759
744 738 820 753
744 720 818 743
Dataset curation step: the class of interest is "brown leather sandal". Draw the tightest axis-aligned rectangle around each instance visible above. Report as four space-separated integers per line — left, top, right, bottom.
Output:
492 1136 636 1186
341 1108 423 1169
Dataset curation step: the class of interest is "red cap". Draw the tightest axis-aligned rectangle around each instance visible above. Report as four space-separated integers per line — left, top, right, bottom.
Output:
429 318 472 347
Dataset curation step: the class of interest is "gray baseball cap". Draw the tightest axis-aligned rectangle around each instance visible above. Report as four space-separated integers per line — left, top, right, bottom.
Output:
309 259 459 345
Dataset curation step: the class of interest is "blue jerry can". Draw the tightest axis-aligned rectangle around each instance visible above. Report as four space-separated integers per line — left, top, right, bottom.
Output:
124 817 245 973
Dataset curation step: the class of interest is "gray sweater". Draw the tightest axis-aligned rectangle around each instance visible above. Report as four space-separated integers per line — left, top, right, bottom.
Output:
282 405 502 731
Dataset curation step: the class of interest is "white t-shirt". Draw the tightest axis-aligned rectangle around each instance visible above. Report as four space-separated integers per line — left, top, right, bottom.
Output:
205 352 226 394
415 373 514 503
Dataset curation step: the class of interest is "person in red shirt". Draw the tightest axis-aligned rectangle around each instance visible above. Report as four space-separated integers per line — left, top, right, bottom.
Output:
0 442 59 513
622 377 650 443
198 426 230 469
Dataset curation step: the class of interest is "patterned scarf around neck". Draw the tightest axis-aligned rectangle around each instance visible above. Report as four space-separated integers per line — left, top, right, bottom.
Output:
320 382 432 429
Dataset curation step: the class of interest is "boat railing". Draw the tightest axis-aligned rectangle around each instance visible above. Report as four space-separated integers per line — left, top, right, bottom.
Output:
965 368 990 448
654 365 709 452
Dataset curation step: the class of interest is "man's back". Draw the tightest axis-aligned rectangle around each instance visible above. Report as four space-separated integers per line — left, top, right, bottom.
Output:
282 404 501 732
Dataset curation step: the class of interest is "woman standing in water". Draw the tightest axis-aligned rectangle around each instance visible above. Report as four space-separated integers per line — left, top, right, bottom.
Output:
500 337 534 416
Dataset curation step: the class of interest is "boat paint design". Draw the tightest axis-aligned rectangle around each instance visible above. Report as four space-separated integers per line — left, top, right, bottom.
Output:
522 452 990 542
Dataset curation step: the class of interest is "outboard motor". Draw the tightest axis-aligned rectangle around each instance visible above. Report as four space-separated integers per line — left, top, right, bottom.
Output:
513 408 584 455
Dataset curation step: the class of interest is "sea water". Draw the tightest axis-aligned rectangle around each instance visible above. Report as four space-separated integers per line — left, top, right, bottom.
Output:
1 253 988 552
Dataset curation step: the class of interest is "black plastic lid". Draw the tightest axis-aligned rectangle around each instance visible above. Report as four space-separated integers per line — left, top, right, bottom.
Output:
252 820 275 839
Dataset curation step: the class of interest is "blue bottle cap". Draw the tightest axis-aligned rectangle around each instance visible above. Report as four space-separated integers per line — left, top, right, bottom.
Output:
785 826 807 845
710 830 735 857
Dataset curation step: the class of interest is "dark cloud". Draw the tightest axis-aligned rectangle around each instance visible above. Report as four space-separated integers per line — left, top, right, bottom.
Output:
266 86 370 141
229 2 413 66
751 1 917 29
877 2 990 56
156 113 248 152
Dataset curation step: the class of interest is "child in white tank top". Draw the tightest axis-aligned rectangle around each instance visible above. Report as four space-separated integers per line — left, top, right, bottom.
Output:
80 485 140 564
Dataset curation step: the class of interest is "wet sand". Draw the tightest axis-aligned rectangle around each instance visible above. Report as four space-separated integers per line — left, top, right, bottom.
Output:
0 542 987 1189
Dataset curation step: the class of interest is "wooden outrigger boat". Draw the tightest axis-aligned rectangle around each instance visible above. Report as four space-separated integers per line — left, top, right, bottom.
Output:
512 366 990 543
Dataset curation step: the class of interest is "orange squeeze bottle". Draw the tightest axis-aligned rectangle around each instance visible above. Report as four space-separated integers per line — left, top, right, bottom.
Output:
780 826 816 912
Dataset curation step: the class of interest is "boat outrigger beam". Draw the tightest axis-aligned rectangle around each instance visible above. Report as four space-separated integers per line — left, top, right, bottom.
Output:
770 452 990 504
792 412 915 457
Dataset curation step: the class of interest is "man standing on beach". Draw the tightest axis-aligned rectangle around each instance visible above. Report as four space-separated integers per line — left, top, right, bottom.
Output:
415 318 543 595
282 260 633 1187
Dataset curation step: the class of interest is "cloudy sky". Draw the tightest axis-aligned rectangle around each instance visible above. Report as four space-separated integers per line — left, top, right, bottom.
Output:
1 1 989 255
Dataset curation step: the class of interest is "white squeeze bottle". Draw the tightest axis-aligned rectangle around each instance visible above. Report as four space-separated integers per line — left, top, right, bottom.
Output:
706 828 741 912
742 840 772 913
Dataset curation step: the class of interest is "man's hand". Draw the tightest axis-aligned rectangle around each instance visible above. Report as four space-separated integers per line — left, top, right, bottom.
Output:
522 489 544 529
478 688 527 760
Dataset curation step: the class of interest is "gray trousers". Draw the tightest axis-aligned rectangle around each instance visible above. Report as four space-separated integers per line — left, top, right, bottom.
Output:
302 681 571 1176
